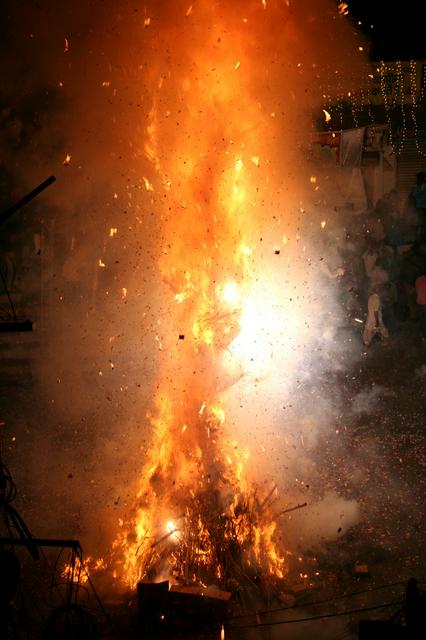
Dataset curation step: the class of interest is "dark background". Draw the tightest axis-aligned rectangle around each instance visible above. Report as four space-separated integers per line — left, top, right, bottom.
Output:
347 0 425 60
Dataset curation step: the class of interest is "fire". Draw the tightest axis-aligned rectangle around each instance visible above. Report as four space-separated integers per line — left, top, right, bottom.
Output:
110 3 290 591
62 554 107 585
110 0 357 593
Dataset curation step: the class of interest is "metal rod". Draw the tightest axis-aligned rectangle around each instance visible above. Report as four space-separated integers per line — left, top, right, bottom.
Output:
0 267 17 321
277 502 308 516
0 321 32 332
0 537 80 549
0 175 56 226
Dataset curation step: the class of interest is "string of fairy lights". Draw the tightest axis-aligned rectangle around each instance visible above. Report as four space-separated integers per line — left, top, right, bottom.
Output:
395 59 406 152
321 60 425 158
321 3 426 158
409 58 425 157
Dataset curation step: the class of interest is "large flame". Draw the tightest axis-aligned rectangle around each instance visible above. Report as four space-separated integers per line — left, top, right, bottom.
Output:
110 0 361 590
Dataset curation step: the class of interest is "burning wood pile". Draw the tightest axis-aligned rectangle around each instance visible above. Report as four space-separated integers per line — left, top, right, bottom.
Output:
112 361 288 591
126 477 286 592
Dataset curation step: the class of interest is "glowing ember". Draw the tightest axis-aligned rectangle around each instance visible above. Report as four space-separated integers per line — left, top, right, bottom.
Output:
322 108 331 123
338 2 349 16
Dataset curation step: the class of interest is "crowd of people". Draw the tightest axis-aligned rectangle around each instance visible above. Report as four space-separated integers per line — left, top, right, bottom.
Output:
325 171 426 347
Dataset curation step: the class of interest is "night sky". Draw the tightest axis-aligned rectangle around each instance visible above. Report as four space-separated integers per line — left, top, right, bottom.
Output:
347 0 425 60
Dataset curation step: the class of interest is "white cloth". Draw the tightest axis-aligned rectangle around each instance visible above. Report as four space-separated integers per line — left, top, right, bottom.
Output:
340 127 365 167
363 293 389 345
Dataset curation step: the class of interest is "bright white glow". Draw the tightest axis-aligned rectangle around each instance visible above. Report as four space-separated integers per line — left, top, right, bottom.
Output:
165 520 180 542
222 281 240 306
227 274 304 379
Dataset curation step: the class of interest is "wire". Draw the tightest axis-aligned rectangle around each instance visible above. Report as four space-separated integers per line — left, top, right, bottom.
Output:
227 579 406 621
0 262 17 321
79 549 118 640
225 599 404 631
0 458 17 503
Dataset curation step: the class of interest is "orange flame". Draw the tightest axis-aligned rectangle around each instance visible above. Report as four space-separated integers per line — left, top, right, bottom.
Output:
112 0 306 591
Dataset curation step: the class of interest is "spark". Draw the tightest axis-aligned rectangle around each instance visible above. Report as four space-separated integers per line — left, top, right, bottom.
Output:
98 259 106 267
322 109 331 123
63 153 72 165
321 220 326 229
64 37 69 52
338 2 348 16
110 227 118 237
144 17 151 27
143 176 154 191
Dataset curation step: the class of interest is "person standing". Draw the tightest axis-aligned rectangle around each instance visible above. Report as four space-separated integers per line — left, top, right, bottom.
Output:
408 171 426 241
363 288 389 346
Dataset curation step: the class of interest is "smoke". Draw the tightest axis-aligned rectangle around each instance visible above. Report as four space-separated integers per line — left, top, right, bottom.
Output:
287 490 360 546
0 0 370 578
